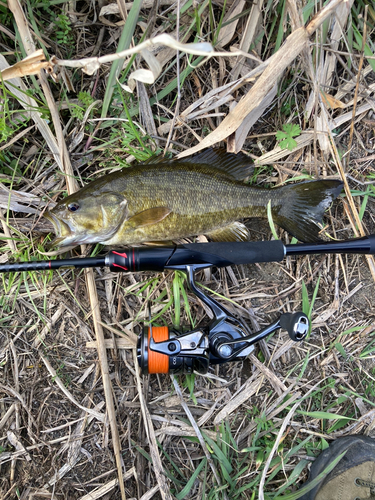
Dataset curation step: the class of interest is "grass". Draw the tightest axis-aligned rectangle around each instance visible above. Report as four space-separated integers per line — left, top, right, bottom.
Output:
1 0 375 499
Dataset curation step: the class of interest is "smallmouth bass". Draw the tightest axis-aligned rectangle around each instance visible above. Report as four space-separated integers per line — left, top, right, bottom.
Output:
46 149 343 247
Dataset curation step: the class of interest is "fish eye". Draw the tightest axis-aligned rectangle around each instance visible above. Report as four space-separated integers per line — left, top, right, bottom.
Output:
68 202 80 212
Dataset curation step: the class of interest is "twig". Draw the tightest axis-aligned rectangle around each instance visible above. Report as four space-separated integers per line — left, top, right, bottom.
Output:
53 34 240 75
6 2 127 497
85 270 127 499
325 117 375 283
79 469 136 500
41 355 106 422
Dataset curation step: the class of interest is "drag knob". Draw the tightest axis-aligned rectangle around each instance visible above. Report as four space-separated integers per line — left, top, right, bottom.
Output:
280 312 309 341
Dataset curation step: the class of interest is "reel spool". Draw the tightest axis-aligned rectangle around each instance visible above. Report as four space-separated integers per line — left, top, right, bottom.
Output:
137 325 210 375
137 265 310 375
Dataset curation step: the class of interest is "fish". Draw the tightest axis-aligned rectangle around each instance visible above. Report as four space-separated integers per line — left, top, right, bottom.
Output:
45 149 343 248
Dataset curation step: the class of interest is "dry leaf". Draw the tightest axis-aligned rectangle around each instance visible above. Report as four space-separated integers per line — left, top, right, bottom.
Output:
316 115 331 153
255 100 374 165
0 189 50 214
321 0 354 87
178 27 310 158
0 54 63 172
230 0 265 80
0 49 53 81
99 3 125 26
216 0 246 48
320 90 346 109
234 84 277 152
127 49 162 91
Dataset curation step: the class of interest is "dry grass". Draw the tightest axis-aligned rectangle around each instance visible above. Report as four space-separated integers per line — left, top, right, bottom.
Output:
1 0 375 499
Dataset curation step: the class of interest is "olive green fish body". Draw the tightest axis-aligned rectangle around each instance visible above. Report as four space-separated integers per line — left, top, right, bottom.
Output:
104 164 274 245
46 149 343 247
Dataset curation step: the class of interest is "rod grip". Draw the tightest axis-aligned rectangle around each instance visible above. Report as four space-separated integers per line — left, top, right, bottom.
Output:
168 240 286 268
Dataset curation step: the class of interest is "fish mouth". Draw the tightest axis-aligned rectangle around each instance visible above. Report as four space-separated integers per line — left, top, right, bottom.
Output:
44 211 75 248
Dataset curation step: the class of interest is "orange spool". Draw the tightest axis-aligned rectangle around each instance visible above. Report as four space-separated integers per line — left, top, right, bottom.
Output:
148 326 169 374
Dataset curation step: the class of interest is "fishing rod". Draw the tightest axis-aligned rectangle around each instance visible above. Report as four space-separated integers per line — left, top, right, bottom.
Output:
1 234 374 375
1 235 374 274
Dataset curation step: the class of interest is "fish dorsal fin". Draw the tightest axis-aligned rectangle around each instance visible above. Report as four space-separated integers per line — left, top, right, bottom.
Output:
205 222 250 242
127 207 171 228
181 149 254 180
140 155 169 165
142 148 254 181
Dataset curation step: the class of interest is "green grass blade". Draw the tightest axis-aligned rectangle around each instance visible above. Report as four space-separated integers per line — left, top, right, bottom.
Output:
203 434 233 474
297 410 355 420
101 0 143 118
274 460 309 497
301 281 310 316
173 271 181 329
275 451 347 500
176 458 206 500
352 25 375 72
274 0 287 53
359 193 369 221
308 275 320 318
150 56 204 104
335 342 348 360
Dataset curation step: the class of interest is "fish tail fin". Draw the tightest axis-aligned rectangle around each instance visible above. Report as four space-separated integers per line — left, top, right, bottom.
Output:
272 180 343 242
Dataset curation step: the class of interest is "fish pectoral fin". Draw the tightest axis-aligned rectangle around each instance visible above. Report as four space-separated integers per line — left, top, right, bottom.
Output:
127 207 172 228
205 222 250 242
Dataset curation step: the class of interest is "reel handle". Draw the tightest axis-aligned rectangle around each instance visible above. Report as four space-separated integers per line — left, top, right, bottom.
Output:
210 312 309 361
280 312 309 341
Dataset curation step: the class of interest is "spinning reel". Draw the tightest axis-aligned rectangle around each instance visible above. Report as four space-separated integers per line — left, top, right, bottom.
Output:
137 264 309 375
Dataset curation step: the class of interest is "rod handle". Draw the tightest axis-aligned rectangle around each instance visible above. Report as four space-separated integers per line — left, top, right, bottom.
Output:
168 240 286 267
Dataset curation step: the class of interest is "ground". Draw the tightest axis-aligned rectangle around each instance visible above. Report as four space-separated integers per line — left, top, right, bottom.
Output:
1 1 375 499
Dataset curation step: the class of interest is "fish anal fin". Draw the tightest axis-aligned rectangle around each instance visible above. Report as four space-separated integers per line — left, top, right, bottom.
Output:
206 222 250 242
127 207 171 228
143 240 174 246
